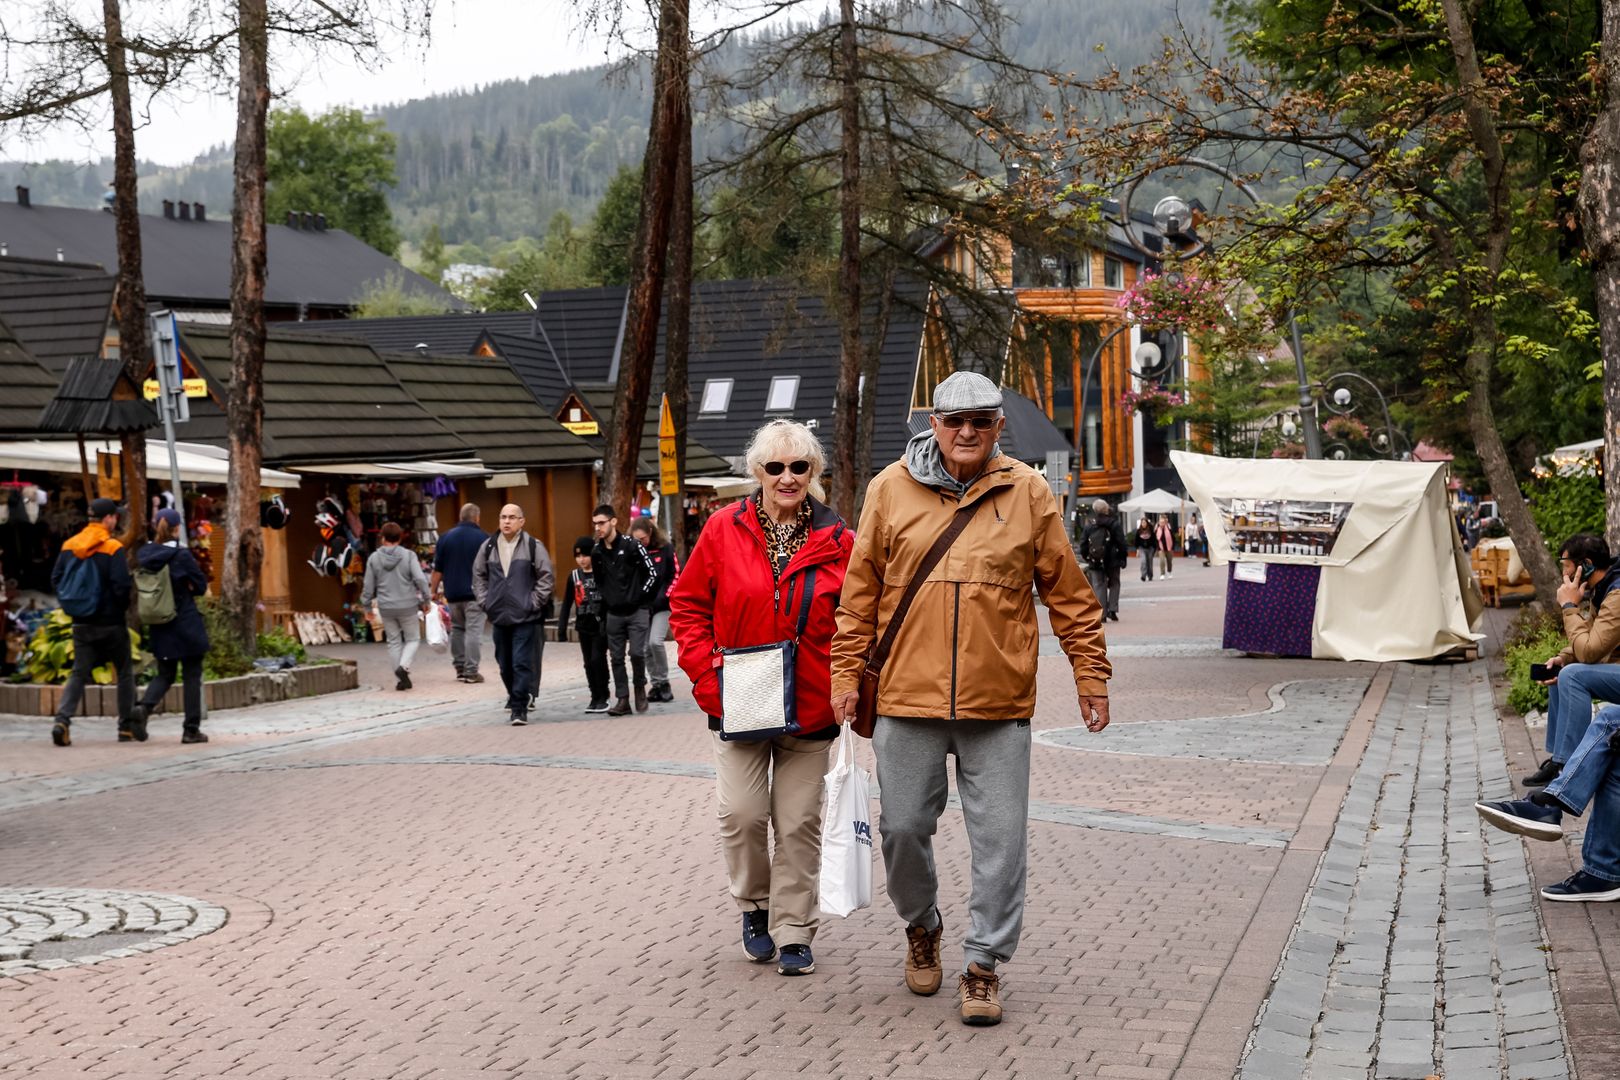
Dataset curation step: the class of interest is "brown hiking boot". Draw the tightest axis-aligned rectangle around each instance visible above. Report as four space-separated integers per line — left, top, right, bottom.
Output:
606 697 631 717
634 684 649 712
904 917 944 995
958 962 1002 1026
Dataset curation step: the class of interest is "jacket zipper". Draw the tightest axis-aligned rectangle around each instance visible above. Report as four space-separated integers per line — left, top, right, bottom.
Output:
950 582 961 719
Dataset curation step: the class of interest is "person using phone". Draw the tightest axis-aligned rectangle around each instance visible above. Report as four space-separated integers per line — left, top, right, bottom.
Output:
1523 533 1620 789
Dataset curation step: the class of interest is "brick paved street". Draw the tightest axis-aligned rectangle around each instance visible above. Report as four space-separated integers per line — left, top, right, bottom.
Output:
0 561 1592 1078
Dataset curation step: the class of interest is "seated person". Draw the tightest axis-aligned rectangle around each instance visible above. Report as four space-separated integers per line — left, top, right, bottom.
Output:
1477 701 1620 902
1523 533 1620 788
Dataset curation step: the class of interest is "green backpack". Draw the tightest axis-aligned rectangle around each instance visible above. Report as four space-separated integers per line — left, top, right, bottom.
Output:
135 564 176 625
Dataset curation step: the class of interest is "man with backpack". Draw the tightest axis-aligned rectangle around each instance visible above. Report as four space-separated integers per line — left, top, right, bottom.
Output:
49 497 135 747
1080 499 1127 623
472 503 555 726
590 504 657 716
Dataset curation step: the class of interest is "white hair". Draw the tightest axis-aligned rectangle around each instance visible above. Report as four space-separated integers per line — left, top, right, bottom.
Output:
744 419 827 502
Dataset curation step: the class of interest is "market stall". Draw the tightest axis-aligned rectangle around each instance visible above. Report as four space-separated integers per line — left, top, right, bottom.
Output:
1171 450 1483 661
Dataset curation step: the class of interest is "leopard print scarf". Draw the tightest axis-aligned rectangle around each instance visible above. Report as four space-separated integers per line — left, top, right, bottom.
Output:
755 497 811 581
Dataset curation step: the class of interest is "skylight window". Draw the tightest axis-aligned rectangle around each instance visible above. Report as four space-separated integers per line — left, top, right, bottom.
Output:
700 378 734 414
766 375 800 412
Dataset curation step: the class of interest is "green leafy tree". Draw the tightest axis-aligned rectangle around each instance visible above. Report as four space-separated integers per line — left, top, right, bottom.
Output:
418 222 446 279
267 105 401 255
352 270 454 317
585 164 642 286
480 211 593 310
707 142 837 279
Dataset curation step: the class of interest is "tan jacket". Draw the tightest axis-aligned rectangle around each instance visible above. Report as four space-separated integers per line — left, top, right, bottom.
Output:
1558 583 1620 665
829 454 1110 719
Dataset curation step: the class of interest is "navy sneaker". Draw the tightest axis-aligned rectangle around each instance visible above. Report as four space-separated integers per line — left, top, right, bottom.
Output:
777 943 815 976
1542 871 1620 902
1523 758 1563 788
1476 797 1563 840
742 910 776 962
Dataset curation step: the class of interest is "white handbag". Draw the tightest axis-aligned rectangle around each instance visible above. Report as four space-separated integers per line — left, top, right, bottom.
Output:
717 568 818 741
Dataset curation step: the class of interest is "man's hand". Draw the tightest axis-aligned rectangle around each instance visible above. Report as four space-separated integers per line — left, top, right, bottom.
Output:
1557 572 1585 608
1541 653 1565 686
832 691 858 725
1080 694 1110 733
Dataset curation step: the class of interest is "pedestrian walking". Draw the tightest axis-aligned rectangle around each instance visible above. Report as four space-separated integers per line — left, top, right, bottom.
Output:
429 503 489 684
1079 499 1126 623
631 518 680 703
591 504 656 716
362 521 432 691
1185 514 1206 565
472 504 554 726
48 497 136 747
130 508 210 744
670 419 855 978
1155 515 1175 578
557 536 611 713
830 371 1111 1026
1134 517 1157 581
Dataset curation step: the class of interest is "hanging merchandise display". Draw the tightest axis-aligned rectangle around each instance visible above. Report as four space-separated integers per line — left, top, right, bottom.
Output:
308 495 363 579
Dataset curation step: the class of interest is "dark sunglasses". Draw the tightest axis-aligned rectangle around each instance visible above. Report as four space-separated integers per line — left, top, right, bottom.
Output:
763 459 812 477
935 413 999 430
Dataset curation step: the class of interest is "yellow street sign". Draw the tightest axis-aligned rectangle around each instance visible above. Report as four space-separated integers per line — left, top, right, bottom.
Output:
561 419 600 436
143 378 209 400
658 393 680 495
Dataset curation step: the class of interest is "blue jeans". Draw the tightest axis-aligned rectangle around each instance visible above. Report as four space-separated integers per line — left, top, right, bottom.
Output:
1545 664 1620 763
1545 705 1620 882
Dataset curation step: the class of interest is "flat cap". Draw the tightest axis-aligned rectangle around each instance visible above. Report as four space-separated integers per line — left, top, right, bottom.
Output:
931 370 1003 414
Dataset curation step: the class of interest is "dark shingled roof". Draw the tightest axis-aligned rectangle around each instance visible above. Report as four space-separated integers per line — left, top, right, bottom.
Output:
484 330 578 412
0 313 61 436
996 390 1075 464
577 382 734 478
0 202 461 312
379 351 598 470
0 274 116 374
531 285 627 384
0 253 105 283
282 311 533 353
38 357 157 434
174 324 475 466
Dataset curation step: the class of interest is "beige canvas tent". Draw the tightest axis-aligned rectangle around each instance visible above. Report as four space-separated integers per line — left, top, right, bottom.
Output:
1171 450 1483 661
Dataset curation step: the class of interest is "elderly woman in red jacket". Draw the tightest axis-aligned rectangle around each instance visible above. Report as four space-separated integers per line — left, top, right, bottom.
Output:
670 419 854 978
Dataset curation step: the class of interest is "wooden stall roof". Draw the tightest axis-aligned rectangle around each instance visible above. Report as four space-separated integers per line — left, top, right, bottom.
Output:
38 357 156 434
174 323 475 467
380 351 598 470
0 274 115 374
0 313 62 436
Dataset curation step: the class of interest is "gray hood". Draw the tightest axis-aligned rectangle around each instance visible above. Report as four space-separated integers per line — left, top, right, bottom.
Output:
362 543 429 612
905 429 1002 496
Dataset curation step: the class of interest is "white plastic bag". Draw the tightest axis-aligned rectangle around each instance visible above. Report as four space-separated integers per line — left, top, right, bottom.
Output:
424 604 450 652
818 725 873 917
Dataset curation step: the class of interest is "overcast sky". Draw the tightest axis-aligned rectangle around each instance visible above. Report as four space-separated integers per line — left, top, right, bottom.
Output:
4 0 768 166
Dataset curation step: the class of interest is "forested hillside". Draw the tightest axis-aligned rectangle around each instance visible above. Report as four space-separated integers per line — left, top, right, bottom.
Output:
0 0 1214 260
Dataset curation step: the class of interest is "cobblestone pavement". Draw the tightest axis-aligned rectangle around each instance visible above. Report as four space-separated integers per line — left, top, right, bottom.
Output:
0 562 1585 1078
1 888 228 976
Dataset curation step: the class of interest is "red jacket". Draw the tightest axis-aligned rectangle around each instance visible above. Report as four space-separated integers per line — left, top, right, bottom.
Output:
669 495 854 734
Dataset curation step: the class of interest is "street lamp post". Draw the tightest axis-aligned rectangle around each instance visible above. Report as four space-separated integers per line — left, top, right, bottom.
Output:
1119 157 1323 459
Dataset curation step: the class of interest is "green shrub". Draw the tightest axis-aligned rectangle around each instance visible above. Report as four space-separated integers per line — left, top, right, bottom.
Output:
198 596 253 680
256 626 307 664
1528 471 1606 552
13 609 144 685
1504 617 1567 715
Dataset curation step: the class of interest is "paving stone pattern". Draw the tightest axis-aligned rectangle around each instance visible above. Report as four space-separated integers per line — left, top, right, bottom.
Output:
1 888 227 977
1239 663 1571 1080
1040 678 1370 766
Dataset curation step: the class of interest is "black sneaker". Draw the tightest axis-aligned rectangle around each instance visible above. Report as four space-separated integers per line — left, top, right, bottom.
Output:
509 710 528 726
585 698 611 713
742 910 776 962
1523 758 1563 787
51 721 70 747
777 943 815 976
1476 797 1564 840
1542 870 1620 902
181 729 209 744
395 666 412 691
129 704 149 743
463 672 484 684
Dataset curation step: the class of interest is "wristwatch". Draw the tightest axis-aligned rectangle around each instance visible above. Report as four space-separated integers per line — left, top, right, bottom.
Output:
1563 602 1578 610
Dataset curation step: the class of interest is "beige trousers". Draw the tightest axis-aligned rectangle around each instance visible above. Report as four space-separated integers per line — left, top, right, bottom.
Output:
712 732 832 947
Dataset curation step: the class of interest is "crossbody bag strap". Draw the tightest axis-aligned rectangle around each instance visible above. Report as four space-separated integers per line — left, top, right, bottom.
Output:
793 566 818 641
866 498 982 676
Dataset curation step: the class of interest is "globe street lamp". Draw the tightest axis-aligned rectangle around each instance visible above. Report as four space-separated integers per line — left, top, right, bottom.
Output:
1119 157 1323 459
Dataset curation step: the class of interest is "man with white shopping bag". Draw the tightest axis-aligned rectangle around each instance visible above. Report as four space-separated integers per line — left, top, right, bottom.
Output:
830 371 1111 1027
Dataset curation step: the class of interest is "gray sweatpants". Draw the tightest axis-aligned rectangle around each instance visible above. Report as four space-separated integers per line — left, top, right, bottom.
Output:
873 715 1032 971
449 600 485 675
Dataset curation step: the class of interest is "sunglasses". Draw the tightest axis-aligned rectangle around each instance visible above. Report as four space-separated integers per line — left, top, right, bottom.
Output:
764 460 812 477
935 413 999 431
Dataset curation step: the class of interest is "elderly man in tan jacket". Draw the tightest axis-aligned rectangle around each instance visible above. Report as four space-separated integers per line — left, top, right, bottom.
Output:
831 370 1111 1027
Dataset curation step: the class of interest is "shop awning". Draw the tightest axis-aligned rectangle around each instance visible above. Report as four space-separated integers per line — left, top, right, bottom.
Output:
290 460 490 479
684 475 757 499
0 438 302 487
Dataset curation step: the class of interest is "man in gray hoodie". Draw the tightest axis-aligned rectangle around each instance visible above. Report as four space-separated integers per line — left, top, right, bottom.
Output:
362 521 432 691
473 503 555 725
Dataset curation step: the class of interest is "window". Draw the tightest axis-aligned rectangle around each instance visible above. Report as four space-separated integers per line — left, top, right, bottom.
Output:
766 375 800 412
1104 256 1124 289
700 378 734 414
1012 244 1090 288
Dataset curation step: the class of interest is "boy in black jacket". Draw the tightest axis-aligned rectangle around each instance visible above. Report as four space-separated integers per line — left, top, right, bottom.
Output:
590 504 656 715
558 537 611 713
